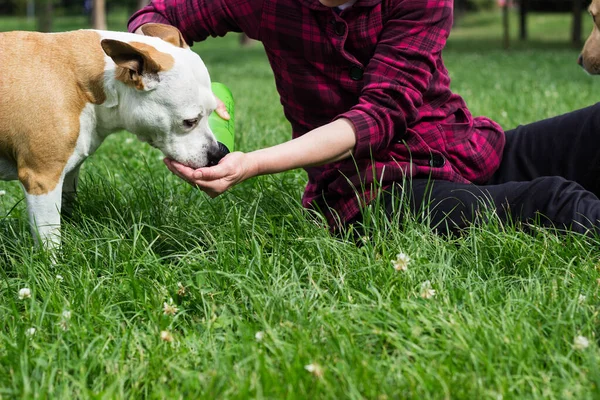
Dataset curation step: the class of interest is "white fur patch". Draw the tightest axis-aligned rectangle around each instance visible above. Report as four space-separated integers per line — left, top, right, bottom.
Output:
23 177 64 248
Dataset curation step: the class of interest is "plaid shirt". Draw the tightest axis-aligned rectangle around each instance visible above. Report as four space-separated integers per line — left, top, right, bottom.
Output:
129 0 505 229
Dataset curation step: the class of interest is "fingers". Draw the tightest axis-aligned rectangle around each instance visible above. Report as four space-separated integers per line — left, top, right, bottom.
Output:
163 158 229 196
192 164 227 181
164 158 195 183
164 158 184 180
164 152 251 199
215 97 230 120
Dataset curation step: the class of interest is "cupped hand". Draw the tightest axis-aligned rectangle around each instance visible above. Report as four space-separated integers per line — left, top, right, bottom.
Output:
164 152 257 197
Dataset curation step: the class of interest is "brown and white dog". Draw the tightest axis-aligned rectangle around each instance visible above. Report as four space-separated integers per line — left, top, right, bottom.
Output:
579 1 600 73
0 24 221 249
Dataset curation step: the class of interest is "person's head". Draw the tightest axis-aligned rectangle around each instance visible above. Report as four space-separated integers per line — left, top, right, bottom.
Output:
319 0 351 7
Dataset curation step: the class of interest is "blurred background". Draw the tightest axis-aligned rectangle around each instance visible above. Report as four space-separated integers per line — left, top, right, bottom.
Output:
0 0 593 49
0 0 598 133
0 0 147 32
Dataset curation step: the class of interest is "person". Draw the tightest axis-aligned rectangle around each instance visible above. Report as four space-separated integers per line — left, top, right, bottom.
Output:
128 0 600 237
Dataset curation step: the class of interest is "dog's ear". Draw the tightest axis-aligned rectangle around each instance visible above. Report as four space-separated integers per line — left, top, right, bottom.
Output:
140 23 189 49
101 39 171 91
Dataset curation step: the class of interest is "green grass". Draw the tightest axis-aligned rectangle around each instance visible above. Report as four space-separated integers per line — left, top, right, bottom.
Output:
2 9 600 399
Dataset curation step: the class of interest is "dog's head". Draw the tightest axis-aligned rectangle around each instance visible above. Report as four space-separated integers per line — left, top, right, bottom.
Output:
100 24 223 168
579 2 600 74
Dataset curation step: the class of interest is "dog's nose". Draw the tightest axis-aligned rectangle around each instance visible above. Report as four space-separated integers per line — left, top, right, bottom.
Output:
577 54 584 67
206 144 228 167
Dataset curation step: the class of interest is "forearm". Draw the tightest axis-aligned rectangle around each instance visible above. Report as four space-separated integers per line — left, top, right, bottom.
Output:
128 0 262 41
248 118 357 177
164 118 357 198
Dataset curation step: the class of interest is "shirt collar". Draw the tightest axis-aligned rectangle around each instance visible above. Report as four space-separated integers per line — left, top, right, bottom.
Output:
297 0 382 11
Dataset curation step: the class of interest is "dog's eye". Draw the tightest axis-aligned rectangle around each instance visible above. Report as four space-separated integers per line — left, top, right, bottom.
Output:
183 118 199 129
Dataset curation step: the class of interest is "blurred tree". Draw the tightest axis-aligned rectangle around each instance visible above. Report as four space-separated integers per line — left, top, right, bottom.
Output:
137 0 149 9
36 0 53 32
27 0 35 20
240 33 254 46
92 0 106 29
517 0 590 46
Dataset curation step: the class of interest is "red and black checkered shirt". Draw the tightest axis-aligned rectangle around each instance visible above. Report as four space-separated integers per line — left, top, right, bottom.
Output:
129 0 505 229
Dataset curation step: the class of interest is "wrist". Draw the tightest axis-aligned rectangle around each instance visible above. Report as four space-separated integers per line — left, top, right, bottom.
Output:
242 151 263 179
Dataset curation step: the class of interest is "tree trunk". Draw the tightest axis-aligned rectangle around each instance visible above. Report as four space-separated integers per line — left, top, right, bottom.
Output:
572 0 583 48
27 0 35 22
36 0 53 33
239 33 257 47
519 0 528 40
92 0 107 30
137 0 150 9
503 1 510 49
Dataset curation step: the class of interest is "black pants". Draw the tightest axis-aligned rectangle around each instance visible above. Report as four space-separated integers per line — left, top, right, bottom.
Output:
382 103 600 236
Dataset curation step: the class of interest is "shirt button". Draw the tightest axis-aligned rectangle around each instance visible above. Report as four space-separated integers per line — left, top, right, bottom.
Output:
429 154 446 168
334 22 346 36
349 65 364 81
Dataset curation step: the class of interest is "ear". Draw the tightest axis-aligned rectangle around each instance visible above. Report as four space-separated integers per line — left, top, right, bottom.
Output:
101 39 163 91
140 23 189 49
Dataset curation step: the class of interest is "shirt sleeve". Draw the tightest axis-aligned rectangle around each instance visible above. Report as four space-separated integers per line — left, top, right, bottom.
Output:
337 0 453 160
127 0 264 44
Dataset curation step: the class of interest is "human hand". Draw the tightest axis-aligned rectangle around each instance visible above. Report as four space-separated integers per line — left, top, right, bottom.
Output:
164 152 257 197
214 96 230 120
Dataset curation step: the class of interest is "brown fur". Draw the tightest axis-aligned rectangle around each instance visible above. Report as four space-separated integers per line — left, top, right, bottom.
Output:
0 30 108 195
140 23 189 49
0 30 175 195
101 40 174 90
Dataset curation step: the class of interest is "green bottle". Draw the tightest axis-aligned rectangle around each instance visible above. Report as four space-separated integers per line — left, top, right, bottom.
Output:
209 82 235 154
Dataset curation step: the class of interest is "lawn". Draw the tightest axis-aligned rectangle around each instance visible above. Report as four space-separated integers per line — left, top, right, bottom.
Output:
2 9 600 399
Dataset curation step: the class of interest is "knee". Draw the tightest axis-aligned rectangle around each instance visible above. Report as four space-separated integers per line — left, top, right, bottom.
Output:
526 177 599 227
531 176 580 191
529 177 588 204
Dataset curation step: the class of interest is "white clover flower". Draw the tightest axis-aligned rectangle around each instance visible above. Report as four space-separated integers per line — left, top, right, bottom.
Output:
420 280 436 299
574 335 590 350
59 320 69 331
304 363 324 378
25 327 36 337
160 330 174 343
0 190 6 196
56 309 72 331
177 282 186 296
56 275 64 282
578 294 587 304
125 138 134 144
392 252 411 272
18 288 31 300
163 298 179 316
255 331 265 342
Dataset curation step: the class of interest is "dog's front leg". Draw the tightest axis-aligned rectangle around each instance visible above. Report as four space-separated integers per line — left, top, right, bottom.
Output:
21 175 64 249
62 166 80 220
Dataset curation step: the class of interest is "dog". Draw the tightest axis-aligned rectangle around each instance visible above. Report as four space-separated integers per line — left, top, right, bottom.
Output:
579 2 600 73
0 23 222 249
